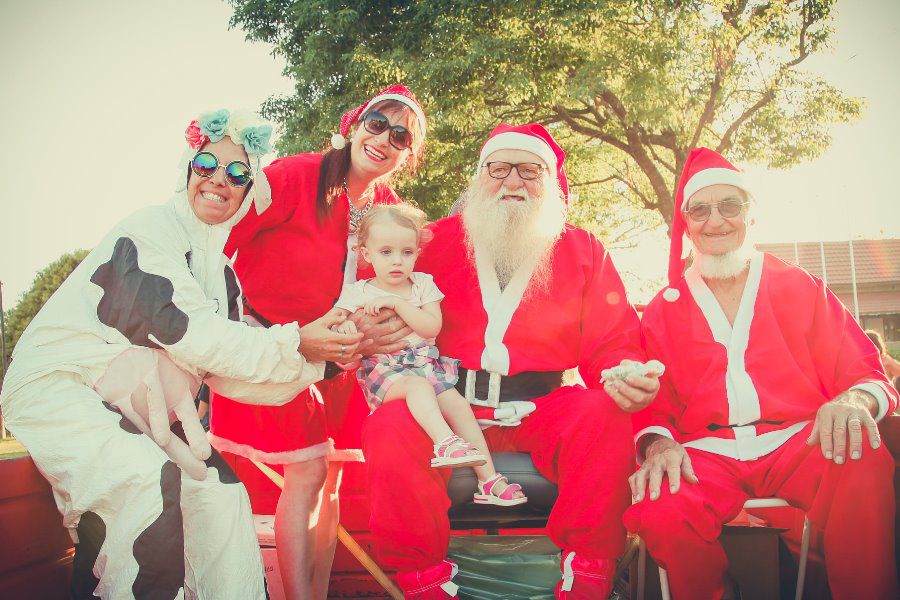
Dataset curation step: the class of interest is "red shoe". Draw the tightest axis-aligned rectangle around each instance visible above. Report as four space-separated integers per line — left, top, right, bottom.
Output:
397 560 460 599
554 551 614 599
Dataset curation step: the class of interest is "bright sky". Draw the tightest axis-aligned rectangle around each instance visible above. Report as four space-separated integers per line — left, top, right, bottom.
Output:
1 0 898 306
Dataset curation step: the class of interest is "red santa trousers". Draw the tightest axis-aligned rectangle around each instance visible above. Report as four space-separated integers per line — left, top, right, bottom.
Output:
624 423 898 600
362 385 634 572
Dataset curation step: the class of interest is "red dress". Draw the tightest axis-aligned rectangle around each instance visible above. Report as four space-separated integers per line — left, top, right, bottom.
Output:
209 153 398 463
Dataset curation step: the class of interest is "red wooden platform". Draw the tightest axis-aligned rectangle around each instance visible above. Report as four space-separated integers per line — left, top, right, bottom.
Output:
2 413 900 598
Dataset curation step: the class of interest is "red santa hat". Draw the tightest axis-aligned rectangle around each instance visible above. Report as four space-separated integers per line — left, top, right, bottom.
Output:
478 123 570 201
330 84 427 149
664 147 749 300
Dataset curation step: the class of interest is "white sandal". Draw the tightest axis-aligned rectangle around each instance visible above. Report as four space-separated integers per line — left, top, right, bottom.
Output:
473 473 528 506
431 434 487 468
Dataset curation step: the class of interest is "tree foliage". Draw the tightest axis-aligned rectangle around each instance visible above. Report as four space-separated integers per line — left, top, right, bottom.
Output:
229 0 860 232
1 250 89 385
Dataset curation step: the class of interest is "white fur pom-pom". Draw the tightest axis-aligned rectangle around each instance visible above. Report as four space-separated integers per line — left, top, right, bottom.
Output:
662 288 681 302
330 133 346 149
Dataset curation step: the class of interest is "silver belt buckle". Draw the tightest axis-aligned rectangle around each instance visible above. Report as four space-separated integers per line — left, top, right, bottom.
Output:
464 369 501 408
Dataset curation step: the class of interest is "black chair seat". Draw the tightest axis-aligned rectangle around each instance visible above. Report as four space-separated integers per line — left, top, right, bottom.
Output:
447 452 558 530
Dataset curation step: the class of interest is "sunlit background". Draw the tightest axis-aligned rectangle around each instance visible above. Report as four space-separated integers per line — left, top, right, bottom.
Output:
1 0 897 306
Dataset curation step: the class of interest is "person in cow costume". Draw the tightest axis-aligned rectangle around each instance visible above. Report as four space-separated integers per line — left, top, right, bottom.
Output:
360 123 661 598
625 148 899 599
0 110 329 599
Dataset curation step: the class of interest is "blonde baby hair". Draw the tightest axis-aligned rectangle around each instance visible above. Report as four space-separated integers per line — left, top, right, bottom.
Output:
356 204 429 247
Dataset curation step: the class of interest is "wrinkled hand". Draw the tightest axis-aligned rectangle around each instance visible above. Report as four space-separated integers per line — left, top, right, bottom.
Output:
300 308 364 363
363 296 395 316
807 389 880 464
349 308 412 356
629 436 698 502
93 348 211 480
335 320 358 335
603 373 660 413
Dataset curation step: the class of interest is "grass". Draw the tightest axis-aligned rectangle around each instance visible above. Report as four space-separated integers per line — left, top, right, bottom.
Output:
0 437 27 459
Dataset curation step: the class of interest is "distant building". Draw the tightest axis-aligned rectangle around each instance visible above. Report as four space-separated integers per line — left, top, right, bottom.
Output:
757 239 900 345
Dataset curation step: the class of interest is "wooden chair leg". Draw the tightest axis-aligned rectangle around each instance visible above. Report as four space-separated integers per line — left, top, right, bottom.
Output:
251 459 404 600
636 537 647 600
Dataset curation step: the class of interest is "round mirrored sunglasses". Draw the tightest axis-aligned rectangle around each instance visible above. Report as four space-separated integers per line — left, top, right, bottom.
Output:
191 151 252 188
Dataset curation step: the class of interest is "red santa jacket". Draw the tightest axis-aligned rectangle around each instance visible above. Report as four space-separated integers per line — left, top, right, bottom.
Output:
415 215 644 387
224 153 398 326
635 252 898 461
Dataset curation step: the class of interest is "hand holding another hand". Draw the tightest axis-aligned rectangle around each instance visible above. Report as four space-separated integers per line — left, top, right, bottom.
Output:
363 296 396 316
350 308 412 356
300 308 364 363
335 320 358 335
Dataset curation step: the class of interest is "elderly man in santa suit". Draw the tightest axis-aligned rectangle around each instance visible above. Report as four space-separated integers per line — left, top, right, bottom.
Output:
625 147 899 599
360 123 660 598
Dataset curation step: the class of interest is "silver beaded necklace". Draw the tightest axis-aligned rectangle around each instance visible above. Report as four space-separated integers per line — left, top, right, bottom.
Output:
344 178 374 230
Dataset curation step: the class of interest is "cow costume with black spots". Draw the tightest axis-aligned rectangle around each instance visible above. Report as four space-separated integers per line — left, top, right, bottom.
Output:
0 110 324 599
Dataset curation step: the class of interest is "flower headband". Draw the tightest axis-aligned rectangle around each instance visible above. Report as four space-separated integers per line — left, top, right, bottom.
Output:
184 109 273 156
176 109 275 214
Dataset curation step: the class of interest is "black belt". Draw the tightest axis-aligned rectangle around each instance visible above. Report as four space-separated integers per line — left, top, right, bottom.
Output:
454 368 564 403
707 419 785 432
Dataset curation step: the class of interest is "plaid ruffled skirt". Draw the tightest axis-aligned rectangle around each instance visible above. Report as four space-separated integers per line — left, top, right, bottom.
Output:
356 342 460 411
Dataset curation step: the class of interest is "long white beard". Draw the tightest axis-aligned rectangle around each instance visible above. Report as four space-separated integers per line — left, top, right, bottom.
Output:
693 246 754 280
460 176 567 294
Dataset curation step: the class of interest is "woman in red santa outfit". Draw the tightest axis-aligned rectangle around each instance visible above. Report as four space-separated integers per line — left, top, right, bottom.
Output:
209 85 428 600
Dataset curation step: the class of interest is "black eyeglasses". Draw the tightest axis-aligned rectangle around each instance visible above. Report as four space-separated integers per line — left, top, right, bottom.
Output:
482 161 545 180
191 152 252 187
683 198 748 222
362 111 414 151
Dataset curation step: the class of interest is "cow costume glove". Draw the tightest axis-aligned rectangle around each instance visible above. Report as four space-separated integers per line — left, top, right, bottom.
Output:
94 348 212 480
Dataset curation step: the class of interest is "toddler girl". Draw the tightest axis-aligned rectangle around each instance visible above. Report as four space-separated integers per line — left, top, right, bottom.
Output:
334 204 526 506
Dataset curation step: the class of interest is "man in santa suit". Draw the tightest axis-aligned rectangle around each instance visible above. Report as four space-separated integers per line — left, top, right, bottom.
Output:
625 147 899 599
361 123 660 598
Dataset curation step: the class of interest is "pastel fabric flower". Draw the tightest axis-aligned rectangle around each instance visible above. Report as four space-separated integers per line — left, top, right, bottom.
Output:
241 124 273 155
199 109 230 142
184 120 208 149
223 110 255 146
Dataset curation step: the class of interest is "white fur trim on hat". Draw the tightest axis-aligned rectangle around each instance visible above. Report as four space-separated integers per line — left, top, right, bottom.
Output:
479 132 558 169
662 288 681 302
683 168 748 204
358 93 427 136
330 132 346 149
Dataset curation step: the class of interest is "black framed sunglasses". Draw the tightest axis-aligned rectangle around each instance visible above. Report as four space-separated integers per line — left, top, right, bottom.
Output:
683 198 749 222
191 151 253 188
482 161 545 181
362 111 414 151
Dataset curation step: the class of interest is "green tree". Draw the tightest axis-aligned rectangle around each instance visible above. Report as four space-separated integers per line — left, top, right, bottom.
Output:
230 0 859 233
1 250 89 386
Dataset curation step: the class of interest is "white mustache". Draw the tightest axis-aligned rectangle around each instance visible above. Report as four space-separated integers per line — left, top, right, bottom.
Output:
492 187 531 202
